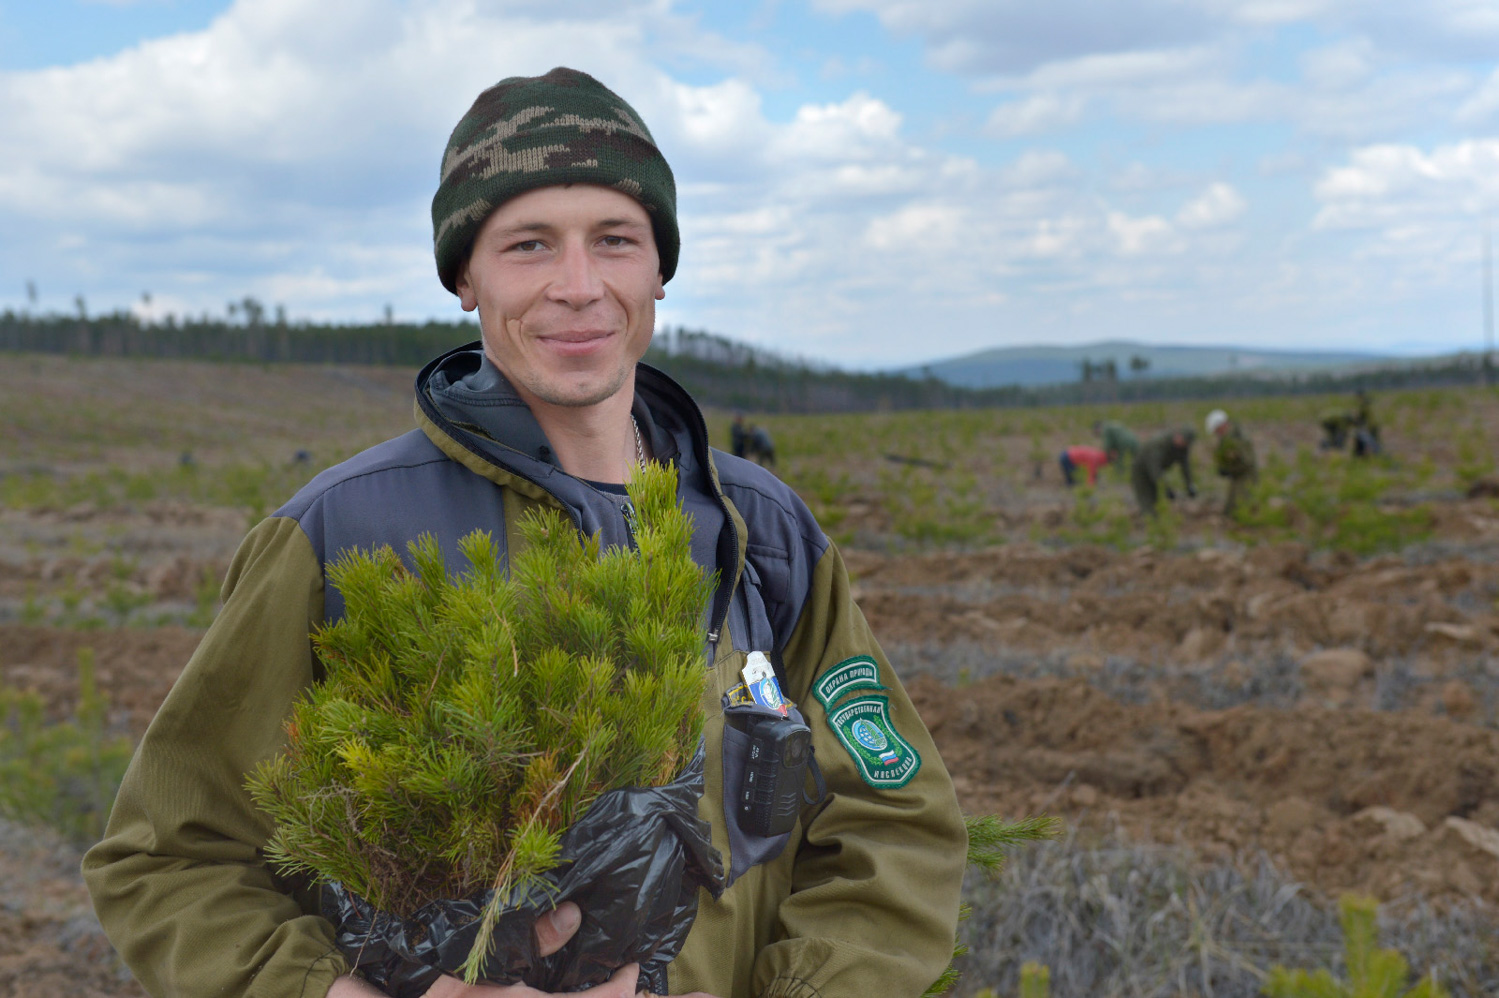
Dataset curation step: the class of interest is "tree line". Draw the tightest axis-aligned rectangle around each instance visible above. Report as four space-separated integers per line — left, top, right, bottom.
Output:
0 309 1486 413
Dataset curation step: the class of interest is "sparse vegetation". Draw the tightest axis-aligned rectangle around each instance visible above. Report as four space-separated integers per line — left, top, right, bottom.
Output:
1263 893 1451 998
956 831 1496 998
0 647 134 845
6 355 1499 994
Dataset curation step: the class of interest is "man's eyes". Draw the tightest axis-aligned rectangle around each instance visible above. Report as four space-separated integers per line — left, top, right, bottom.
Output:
503 234 636 253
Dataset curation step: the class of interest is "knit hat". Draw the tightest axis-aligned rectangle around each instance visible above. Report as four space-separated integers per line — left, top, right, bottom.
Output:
431 67 679 293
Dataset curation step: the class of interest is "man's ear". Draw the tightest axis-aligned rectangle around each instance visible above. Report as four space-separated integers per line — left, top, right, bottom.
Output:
655 273 666 301
456 267 479 312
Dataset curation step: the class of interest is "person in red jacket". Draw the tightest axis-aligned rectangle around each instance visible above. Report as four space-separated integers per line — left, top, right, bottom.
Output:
1059 444 1111 487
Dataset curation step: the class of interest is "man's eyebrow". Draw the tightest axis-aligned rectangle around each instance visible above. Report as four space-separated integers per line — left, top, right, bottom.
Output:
492 217 648 237
493 221 554 237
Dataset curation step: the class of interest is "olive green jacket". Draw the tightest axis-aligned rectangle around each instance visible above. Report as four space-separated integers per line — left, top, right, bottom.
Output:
1098 421 1139 464
82 351 965 998
1212 424 1257 480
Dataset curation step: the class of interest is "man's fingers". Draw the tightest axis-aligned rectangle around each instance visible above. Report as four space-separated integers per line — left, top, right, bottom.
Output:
533 901 582 957
590 962 637 996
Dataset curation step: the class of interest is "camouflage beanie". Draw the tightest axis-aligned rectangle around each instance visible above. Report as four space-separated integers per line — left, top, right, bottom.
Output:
431 67 679 293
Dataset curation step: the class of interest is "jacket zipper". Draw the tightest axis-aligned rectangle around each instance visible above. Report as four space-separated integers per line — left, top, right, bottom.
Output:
669 382 739 660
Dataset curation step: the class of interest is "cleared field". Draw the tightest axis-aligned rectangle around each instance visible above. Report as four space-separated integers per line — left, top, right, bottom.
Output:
4 353 1499 996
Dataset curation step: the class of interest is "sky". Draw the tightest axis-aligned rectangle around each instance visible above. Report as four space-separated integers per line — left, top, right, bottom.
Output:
0 0 1496 368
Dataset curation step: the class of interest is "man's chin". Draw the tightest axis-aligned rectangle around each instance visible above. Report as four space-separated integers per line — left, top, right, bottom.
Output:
523 373 632 410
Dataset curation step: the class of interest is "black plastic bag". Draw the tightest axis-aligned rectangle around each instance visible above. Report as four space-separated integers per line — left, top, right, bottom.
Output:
323 746 725 996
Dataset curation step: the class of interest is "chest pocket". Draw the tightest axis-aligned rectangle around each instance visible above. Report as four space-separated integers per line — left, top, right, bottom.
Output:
715 557 811 885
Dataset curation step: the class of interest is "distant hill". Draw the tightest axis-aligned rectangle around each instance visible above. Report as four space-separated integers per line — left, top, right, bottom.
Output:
901 341 1391 389
2 311 1484 413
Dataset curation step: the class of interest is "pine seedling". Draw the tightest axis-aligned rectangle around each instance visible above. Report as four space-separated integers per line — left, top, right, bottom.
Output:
1018 963 1051 998
1262 893 1450 998
247 461 715 982
923 813 1061 998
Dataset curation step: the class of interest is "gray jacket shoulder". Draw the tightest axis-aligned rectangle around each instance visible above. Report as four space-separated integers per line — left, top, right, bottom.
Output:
272 430 509 617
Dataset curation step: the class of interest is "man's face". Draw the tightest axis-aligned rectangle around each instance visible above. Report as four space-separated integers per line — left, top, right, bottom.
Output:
456 184 665 410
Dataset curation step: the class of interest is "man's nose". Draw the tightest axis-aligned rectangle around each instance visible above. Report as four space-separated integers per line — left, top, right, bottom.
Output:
547 241 604 307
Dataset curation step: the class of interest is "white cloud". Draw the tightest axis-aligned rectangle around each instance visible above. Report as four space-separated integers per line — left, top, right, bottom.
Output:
985 93 1086 136
864 203 965 250
1457 68 1499 124
1177 182 1248 228
1315 140 1499 211
998 150 1077 186
1310 139 1499 281
773 92 904 160
1299 38 1376 90
1107 211 1175 255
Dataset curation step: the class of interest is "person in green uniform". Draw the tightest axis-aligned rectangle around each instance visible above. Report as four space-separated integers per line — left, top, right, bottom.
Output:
1318 409 1351 451
1093 418 1139 468
1131 427 1196 514
1351 389 1381 457
82 67 965 998
1206 408 1257 516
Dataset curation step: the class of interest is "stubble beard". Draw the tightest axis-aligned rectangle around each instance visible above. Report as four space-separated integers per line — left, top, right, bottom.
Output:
518 362 633 409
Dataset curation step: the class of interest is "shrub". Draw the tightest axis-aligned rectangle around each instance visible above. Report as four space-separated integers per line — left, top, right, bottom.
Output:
1264 893 1450 998
0 647 134 845
246 462 714 978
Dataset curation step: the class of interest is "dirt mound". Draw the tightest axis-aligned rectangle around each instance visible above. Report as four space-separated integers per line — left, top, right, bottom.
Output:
854 542 1499 673
909 672 1499 903
0 819 144 998
0 626 199 737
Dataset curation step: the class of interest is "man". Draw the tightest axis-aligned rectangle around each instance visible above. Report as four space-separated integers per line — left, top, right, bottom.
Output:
1058 444 1110 487
1318 408 1351 451
730 413 749 459
747 424 776 467
1205 409 1256 516
82 68 965 998
1093 418 1139 469
1132 426 1196 514
1351 389 1381 457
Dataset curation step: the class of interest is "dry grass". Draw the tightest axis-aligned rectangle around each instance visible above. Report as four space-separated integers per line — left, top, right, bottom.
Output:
955 828 1499 997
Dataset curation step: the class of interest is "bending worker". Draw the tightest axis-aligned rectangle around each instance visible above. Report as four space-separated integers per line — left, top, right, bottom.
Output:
1059 444 1110 487
1132 426 1196 515
1094 418 1139 468
1206 408 1257 516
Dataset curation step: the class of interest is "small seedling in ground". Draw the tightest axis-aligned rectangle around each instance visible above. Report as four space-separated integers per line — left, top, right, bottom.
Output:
0 646 134 844
923 814 1062 998
1263 893 1449 998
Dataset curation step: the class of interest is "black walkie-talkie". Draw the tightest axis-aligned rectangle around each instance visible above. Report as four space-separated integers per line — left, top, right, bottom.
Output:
740 714 811 837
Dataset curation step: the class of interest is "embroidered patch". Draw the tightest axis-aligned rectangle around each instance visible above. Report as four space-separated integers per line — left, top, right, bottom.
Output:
827 695 920 789
813 655 885 709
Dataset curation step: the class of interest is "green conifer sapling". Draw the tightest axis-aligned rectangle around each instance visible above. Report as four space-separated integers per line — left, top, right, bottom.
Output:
248 462 715 981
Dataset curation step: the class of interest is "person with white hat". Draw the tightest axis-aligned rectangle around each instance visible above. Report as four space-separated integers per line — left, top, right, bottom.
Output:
1206 409 1257 516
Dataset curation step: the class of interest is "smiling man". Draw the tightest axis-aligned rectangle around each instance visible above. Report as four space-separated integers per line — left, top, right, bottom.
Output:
84 68 966 998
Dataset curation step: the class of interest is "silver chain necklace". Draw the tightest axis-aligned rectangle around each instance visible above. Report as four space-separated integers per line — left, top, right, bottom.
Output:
630 414 646 468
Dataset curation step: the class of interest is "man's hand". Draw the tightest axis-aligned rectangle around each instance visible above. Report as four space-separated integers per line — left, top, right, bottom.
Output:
327 903 592 998
420 963 638 997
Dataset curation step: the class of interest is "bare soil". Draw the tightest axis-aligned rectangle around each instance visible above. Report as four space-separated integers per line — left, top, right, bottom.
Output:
3 357 1498 992
7 528 1499 990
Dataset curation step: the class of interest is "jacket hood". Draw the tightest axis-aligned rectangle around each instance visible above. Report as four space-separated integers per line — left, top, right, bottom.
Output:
413 342 738 623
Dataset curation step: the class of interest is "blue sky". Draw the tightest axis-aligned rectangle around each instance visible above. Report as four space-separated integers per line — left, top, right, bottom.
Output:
1 0 1496 367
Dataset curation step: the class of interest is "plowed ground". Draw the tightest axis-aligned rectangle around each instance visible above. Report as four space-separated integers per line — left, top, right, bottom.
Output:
3 357 1499 993
9 512 1499 994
